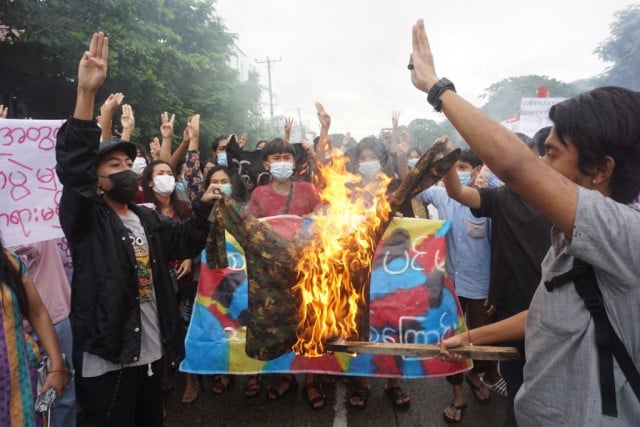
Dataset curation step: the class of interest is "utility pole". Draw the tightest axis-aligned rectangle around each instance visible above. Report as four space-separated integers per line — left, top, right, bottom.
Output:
255 57 281 127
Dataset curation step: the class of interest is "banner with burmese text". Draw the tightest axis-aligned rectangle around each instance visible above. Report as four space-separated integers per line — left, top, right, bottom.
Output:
182 216 470 378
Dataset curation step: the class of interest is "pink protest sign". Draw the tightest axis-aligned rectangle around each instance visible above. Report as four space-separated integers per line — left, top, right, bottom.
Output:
0 119 66 246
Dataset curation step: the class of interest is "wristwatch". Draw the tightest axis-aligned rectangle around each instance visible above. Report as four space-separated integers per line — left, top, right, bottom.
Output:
427 78 456 112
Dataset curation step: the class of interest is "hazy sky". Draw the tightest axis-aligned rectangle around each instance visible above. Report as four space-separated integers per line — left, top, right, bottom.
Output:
216 0 635 140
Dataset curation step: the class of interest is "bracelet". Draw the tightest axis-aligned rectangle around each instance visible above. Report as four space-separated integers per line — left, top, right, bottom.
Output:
467 329 474 346
427 77 456 112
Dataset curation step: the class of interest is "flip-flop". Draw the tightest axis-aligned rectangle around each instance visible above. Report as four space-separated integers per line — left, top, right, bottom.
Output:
211 375 235 396
266 375 298 400
303 382 327 410
348 387 370 410
244 376 261 399
466 376 491 403
384 386 411 410
483 376 508 397
443 402 467 423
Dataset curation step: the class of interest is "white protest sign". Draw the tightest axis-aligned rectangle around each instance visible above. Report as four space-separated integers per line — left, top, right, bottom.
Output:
0 119 66 247
517 97 566 137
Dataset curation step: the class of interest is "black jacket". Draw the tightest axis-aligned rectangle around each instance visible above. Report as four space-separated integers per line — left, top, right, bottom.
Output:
55 118 211 365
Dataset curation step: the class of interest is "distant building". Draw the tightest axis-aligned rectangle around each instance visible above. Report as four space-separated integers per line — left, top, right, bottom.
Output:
228 42 252 81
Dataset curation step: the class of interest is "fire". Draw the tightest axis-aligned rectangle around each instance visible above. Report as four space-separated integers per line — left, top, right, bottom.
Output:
292 150 392 356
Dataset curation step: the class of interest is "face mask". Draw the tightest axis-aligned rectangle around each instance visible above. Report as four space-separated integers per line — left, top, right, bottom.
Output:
221 183 233 196
175 181 185 193
132 157 147 177
102 170 139 204
217 152 228 167
457 171 472 186
407 158 419 168
270 161 294 182
358 160 381 178
152 175 176 197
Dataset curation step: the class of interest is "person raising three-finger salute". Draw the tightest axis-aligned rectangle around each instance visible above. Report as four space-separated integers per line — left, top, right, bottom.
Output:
55 32 216 427
410 19 640 427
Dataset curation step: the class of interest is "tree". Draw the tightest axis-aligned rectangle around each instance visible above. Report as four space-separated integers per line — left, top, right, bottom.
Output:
595 4 640 90
406 119 455 152
0 0 264 148
479 75 581 122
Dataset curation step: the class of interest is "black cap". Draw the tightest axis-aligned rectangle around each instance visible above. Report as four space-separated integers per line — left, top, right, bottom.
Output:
97 138 137 164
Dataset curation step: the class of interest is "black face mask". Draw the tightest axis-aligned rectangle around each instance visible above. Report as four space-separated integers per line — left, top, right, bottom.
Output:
101 169 139 204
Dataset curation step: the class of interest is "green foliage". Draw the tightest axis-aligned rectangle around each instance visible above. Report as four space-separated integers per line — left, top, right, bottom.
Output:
594 4 640 90
479 75 581 122
0 0 264 148
406 119 455 152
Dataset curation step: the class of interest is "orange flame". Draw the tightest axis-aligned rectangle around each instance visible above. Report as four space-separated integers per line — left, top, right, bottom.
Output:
292 150 392 356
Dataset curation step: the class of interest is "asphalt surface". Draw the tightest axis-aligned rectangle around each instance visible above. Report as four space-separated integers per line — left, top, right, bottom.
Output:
154 373 508 427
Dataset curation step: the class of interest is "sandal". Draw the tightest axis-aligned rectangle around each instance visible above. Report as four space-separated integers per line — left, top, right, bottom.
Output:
303 383 327 410
348 386 370 410
465 376 491 403
443 402 467 423
483 376 508 397
384 386 411 410
267 375 298 400
244 376 261 399
211 375 234 396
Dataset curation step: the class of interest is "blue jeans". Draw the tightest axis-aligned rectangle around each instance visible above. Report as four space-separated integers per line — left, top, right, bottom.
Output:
31 317 77 427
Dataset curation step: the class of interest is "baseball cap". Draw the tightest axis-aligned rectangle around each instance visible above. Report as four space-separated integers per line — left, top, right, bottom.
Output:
97 138 137 164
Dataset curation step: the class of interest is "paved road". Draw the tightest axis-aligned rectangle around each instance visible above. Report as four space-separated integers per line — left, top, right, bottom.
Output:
157 374 507 427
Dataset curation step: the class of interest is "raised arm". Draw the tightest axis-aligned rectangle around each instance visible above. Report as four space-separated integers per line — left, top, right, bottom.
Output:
97 92 123 140
410 19 577 236
158 111 175 163
283 117 293 142
74 32 109 120
169 118 192 169
184 114 205 200
314 102 331 163
120 103 135 142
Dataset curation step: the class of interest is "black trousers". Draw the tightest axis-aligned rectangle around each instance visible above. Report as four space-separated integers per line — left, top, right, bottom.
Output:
85 359 164 427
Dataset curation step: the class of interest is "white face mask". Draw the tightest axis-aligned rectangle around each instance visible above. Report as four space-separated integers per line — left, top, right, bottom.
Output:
152 175 176 197
358 160 381 178
407 158 419 168
132 157 147 177
270 161 294 181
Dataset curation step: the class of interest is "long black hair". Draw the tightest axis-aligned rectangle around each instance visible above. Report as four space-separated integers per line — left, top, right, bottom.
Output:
0 236 28 316
141 160 188 219
204 164 249 203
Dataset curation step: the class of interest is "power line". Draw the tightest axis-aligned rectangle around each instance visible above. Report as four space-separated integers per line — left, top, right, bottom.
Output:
255 57 282 126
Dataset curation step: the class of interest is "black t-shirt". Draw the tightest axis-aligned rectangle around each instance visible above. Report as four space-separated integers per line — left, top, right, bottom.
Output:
472 187 551 315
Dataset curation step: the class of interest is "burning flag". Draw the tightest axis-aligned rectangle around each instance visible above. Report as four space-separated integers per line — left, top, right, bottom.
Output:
207 138 459 360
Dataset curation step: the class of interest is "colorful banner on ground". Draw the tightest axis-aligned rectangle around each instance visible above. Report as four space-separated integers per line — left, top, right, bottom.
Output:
181 216 470 378
0 119 66 247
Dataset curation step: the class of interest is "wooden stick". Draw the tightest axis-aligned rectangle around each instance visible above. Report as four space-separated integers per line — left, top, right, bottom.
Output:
326 340 519 361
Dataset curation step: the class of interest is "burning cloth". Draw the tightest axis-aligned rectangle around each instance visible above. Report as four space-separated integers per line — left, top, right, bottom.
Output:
205 139 460 361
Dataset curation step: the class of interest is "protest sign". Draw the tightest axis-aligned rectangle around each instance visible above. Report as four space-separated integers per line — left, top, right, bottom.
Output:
517 97 565 137
0 119 66 246
181 216 470 378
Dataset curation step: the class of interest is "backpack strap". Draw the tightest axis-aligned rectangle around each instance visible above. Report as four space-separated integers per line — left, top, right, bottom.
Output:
547 258 640 417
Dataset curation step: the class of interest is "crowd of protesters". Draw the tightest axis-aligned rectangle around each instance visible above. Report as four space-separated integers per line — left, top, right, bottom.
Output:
1 21 639 427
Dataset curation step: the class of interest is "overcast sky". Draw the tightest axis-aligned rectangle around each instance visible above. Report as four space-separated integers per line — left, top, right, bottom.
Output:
215 0 634 140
